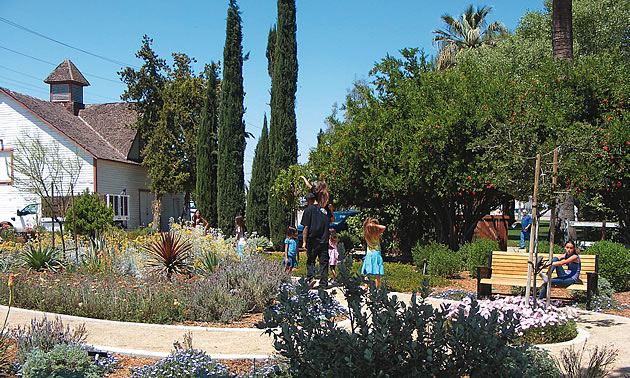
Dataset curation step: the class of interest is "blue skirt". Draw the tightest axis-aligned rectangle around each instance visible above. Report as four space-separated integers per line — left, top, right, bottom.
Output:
361 249 384 276
283 255 298 268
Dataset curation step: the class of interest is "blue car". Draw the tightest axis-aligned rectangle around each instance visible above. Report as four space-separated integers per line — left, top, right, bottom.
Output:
297 210 360 241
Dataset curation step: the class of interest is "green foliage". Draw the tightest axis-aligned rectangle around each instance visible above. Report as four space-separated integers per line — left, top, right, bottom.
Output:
518 348 561 377
12 316 88 365
583 241 630 291
337 231 359 253
246 116 271 238
21 344 99 378
268 0 298 250
217 0 246 236
19 244 63 272
412 241 462 278
459 238 498 278
261 256 535 377
195 250 218 275
196 63 220 228
519 320 578 345
269 164 306 249
64 190 114 238
383 262 447 292
0 223 16 242
143 232 193 280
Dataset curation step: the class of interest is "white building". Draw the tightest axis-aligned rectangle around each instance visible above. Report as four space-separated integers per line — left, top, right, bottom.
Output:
0 60 184 230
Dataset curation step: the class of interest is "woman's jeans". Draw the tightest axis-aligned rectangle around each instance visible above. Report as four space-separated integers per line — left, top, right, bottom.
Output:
538 257 575 299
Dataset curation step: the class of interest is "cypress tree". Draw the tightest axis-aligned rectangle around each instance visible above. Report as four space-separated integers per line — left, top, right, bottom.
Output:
217 0 246 236
196 63 219 227
268 0 298 248
246 115 270 237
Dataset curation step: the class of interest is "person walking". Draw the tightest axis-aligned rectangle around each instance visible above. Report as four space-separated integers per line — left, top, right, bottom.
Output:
301 189 331 289
283 226 299 275
520 209 532 249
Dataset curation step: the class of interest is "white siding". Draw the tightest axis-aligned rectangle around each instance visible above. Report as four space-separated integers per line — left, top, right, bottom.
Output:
96 160 149 229
0 92 94 219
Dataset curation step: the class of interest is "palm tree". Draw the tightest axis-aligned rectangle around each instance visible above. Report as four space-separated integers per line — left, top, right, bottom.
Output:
552 0 573 59
432 5 507 70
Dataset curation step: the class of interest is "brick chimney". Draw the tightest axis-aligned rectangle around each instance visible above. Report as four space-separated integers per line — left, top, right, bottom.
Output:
44 59 90 115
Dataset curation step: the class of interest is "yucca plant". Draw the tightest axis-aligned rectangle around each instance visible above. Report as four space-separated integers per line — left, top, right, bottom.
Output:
144 231 193 280
19 244 63 272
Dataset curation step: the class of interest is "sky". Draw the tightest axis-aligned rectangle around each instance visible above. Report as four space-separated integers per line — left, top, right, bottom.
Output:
0 0 545 183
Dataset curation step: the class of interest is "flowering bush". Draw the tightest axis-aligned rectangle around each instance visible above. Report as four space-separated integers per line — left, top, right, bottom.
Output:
130 349 230 377
430 288 477 301
446 296 577 344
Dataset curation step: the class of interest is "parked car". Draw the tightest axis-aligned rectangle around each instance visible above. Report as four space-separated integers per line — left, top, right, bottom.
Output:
0 204 57 232
297 210 360 242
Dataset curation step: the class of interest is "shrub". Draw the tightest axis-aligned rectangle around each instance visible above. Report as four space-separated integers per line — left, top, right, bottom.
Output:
0 223 16 243
583 241 630 292
337 231 360 253
18 244 63 272
130 349 230 377
412 241 462 278
11 316 88 365
188 254 290 322
260 256 536 377
459 239 498 278
535 240 563 255
383 262 447 292
21 343 100 378
572 276 624 312
64 189 114 238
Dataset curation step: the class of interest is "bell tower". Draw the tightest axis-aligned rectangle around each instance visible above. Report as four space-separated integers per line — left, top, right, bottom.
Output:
44 59 90 115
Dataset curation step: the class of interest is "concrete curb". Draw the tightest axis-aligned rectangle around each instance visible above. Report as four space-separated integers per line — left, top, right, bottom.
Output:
87 344 271 360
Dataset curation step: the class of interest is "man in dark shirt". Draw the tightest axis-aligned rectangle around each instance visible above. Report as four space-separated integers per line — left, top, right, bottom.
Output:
301 192 330 289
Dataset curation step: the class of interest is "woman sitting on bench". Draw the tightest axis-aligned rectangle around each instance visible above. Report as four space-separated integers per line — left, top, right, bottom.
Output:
538 240 581 300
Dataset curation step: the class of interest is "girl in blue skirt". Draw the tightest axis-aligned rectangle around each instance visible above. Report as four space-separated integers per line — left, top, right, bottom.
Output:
361 217 386 288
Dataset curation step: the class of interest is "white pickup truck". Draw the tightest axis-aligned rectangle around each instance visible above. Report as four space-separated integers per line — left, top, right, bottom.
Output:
0 204 58 232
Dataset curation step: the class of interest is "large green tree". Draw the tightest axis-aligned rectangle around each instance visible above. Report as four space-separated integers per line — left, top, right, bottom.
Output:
217 0 246 235
246 115 271 237
268 0 298 248
432 5 506 70
121 37 205 229
196 63 220 227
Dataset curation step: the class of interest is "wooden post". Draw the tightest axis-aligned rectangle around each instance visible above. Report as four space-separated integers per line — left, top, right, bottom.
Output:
546 149 558 307
525 154 541 302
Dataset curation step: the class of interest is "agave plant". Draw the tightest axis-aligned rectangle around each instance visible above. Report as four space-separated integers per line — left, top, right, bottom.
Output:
19 244 63 272
144 231 193 280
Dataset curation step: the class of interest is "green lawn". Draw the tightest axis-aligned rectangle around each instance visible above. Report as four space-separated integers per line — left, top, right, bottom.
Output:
507 220 551 248
264 252 447 293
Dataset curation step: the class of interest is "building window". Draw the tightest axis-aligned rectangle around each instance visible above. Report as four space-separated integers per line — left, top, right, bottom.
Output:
105 194 129 221
0 149 13 184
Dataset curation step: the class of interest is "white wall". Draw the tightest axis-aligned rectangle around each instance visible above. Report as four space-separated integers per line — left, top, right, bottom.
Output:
0 92 93 219
96 159 150 229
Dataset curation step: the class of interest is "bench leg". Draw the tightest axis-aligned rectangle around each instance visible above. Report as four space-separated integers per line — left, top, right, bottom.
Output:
477 266 492 298
586 272 598 311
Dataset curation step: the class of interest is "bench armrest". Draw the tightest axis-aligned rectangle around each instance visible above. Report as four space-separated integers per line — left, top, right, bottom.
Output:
476 266 492 298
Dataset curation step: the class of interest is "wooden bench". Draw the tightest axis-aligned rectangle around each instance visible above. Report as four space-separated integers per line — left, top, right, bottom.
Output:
477 251 599 310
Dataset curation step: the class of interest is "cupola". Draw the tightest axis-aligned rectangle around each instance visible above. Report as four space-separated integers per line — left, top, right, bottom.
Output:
44 59 90 115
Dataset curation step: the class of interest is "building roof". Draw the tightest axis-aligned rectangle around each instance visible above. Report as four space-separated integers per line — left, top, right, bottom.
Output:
1 87 138 164
44 59 90 86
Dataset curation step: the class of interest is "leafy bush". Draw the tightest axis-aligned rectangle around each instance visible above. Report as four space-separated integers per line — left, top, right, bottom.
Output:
412 241 462 278
535 240 563 255
520 320 578 345
260 256 537 377
144 231 193 280
430 289 477 301
337 231 360 253
383 262 447 292
188 254 290 322
459 238 498 278
130 349 230 377
572 276 624 312
11 316 87 365
0 223 16 242
21 343 100 378
18 244 63 271
583 241 630 292
64 189 114 238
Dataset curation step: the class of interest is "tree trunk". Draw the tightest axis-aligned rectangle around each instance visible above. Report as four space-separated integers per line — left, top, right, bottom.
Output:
552 0 573 60
152 195 162 231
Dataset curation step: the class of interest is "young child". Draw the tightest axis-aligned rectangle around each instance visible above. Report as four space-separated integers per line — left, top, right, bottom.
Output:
360 217 386 288
234 215 247 258
283 226 299 274
328 228 339 282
